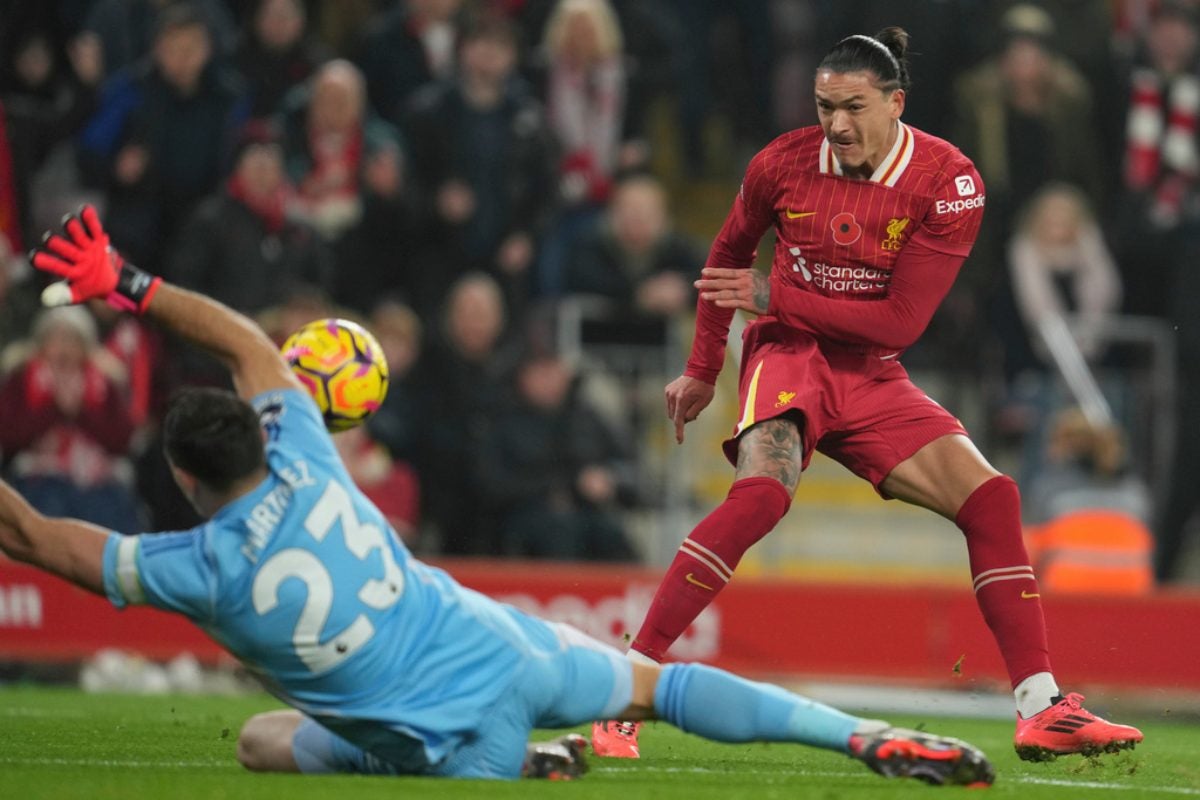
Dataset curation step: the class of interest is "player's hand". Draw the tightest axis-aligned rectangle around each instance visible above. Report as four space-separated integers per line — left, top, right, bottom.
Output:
30 205 161 314
665 374 715 444
695 267 770 315
31 205 122 307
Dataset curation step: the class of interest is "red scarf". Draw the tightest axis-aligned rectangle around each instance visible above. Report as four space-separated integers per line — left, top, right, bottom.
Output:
1124 66 1200 225
302 126 364 203
227 172 290 233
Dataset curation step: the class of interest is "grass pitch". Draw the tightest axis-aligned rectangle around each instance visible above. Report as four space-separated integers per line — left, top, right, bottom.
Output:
2 686 1197 799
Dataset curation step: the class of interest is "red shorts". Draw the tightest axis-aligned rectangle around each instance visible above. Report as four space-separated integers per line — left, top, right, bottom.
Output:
721 320 967 495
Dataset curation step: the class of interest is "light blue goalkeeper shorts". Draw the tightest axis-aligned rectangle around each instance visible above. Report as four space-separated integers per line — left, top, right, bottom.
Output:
291 622 634 779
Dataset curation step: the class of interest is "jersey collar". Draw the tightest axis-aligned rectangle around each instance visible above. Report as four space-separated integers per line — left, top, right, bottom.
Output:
819 121 914 186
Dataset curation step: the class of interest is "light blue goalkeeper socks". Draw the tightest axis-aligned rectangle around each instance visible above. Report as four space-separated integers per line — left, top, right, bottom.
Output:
654 663 859 752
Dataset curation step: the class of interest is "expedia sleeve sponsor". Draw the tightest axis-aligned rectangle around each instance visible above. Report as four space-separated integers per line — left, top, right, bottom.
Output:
935 194 986 215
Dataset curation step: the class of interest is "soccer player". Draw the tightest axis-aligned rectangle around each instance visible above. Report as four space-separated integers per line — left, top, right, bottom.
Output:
0 205 996 786
592 28 1145 762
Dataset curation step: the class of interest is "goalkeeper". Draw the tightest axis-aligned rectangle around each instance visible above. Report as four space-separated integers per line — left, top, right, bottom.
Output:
0 207 994 786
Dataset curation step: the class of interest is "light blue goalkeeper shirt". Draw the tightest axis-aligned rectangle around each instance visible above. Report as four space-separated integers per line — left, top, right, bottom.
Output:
102 388 560 770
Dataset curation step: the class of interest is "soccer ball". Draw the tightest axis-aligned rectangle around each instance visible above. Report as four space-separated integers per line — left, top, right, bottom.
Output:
282 318 390 432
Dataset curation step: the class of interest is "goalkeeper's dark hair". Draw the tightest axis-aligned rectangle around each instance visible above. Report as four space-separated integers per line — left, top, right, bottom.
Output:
818 27 911 94
163 387 265 492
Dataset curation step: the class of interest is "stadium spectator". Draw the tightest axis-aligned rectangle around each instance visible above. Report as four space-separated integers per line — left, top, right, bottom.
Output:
416 272 522 553
404 13 557 316
477 352 637 560
531 0 642 294
1113 1 1200 318
165 121 334 314
996 1 1124 204
257 283 342 348
0 27 102 249
662 0 774 177
82 0 238 80
356 0 466 129
1025 408 1153 528
92 303 163 432
1008 183 1123 366
76 4 250 267
1110 0 1200 564
364 299 426 467
0 203 996 787
997 182 1126 481
277 59 410 313
594 27 1144 762
953 5 1103 216
951 4 1105 385
333 424 421 544
0 306 142 534
562 173 703 317
234 0 331 121
0 235 40 353
516 0 681 139
1023 408 1154 595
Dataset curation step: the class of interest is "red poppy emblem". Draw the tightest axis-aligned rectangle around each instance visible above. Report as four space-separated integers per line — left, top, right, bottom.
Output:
830 212 862 246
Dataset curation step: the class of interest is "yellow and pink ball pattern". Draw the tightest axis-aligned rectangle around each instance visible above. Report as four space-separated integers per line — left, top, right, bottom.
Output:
282 318 390 432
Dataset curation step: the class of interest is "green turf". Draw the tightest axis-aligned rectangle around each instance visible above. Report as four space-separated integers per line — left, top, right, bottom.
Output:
2 686 1197 798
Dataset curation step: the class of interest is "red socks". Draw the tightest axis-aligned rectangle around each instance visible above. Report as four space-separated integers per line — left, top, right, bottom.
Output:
957 475 1053 686
631 478 791 662
632 472 1051 687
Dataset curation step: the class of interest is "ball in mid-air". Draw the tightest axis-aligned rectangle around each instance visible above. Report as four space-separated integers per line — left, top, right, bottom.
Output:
282 318 389 432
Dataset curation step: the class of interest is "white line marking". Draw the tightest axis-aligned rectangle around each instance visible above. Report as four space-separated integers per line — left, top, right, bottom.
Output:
592 766 1200 794
0 757 235 769
2 755 1195 794
0 707 90 718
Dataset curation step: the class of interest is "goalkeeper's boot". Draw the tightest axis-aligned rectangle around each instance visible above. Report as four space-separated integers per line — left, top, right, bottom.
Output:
848 726 995 787
522 733 589 780
590 719 642 758
1014 692 1143 761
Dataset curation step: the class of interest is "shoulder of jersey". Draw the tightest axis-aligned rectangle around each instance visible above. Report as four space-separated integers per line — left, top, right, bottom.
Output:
757 126 826 166
906 125 976 179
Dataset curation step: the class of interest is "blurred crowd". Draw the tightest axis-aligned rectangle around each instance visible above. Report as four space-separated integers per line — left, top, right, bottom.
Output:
0 0 1198 582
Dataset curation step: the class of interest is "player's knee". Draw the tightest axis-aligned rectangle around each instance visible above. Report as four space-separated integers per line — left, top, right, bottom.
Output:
237 712 296 773
236 720 270 771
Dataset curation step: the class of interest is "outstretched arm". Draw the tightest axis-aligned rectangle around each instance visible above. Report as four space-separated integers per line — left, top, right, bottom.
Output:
696 238 965 352
32 206 301 401
143 283 302 401
0 478 108 595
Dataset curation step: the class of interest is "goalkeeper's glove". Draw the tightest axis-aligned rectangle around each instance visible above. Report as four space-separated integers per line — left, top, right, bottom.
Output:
30 204 161 314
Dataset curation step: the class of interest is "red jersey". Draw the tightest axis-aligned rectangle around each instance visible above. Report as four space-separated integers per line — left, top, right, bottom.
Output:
686 123 985 383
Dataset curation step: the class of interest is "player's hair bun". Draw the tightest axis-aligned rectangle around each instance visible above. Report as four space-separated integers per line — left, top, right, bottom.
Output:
874 27 911 91
875 27 910 61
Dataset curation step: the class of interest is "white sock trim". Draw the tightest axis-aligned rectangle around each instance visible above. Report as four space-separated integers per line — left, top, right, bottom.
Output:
626 649 660 666
1014 671 1061 718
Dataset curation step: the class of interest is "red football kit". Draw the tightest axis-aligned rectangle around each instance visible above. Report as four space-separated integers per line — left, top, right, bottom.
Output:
627 107 1139 761
686 123 986 486
634 120 1052 690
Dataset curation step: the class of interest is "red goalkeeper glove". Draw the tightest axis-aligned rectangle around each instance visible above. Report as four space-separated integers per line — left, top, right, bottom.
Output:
30 205 161 314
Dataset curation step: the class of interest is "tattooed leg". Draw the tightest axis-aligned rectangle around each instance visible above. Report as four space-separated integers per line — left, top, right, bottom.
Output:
629 415 801 662
735 417 803 492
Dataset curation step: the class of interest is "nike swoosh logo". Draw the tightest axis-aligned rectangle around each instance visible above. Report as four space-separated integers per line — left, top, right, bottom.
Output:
1021 591 1041 599
685 572 714 591
785 209 817 219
